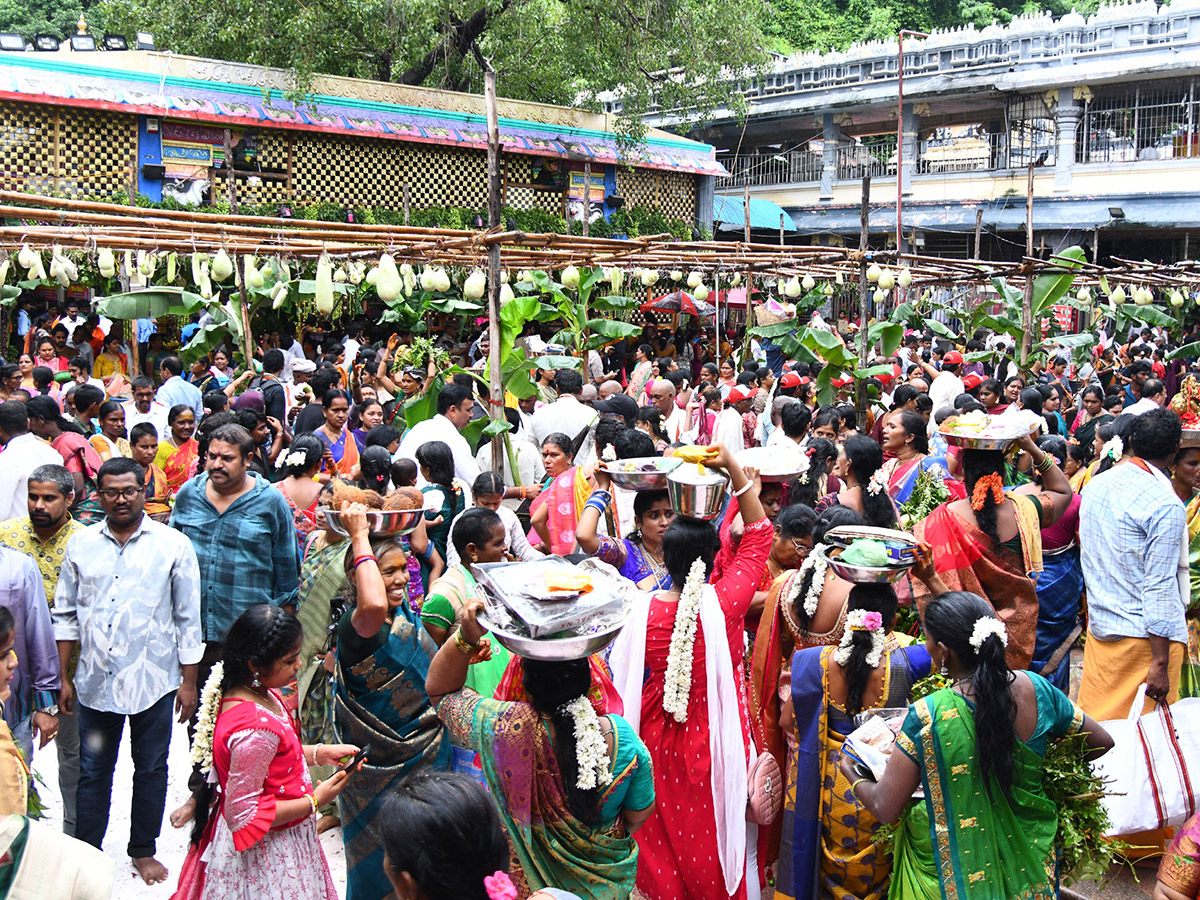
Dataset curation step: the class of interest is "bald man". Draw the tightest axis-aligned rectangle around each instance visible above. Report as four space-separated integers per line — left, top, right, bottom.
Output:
650 378 687 442
598 379 622 400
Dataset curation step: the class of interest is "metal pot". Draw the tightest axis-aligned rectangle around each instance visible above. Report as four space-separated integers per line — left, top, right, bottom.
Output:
666 467 729 521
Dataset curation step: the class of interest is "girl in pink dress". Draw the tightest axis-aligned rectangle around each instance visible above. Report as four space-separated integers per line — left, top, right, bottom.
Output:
171 606 360 900
612 444 772 900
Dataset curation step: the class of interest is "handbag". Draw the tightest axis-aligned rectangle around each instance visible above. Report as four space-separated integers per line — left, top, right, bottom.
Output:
1093 684 1200 836
746 751 784 826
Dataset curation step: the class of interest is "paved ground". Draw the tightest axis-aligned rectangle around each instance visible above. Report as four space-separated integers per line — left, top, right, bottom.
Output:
30 718 349 900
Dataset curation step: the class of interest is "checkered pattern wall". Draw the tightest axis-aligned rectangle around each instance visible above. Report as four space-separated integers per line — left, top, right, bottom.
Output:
504 156 565 212
0 101 135 198
616 167 697 222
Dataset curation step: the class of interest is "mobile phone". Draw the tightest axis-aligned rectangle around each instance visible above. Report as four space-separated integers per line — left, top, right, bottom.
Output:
336 743 371 774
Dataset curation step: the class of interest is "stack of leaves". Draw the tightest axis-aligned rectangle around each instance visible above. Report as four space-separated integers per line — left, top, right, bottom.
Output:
393 336 450 372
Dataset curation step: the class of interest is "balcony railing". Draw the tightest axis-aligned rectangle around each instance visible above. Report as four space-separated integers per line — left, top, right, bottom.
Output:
836 137 897 181
719 150 823 187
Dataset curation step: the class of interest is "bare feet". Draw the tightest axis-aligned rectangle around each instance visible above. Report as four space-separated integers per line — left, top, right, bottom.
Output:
168 796 195 829
316 814 341 835
132 856 169 885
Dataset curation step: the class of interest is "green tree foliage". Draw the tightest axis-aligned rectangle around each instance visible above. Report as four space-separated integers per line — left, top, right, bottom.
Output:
762 0 1099 53
95 0 769 138
0 0 106 41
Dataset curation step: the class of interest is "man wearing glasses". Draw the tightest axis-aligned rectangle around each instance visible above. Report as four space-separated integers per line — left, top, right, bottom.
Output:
53 457 202 886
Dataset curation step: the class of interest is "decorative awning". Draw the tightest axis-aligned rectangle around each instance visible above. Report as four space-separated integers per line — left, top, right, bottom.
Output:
0 54 726 177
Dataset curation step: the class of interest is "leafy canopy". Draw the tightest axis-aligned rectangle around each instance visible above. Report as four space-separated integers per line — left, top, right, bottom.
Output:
94 0 770 138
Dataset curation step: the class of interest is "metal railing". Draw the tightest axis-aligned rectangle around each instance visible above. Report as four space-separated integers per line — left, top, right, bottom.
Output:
916 130 1005 173
836 136 897 181
1076 80 1200 163
718 150 823 186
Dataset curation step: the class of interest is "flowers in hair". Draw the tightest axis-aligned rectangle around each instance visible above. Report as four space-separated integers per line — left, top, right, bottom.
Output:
663 557 707 723
968 616 1008 651
833 609 885 668
277 449 310 470
564 695 613 790
601 443 617 462
1102 435 1123 462
788 550 829 619
190 662 224 779
867 469 887 496
970 473 1005 511
484 871 518 900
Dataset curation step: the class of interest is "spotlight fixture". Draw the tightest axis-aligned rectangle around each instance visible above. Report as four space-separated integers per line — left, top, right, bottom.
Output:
135 31 155 50
69 34 97 51
102 34 128 50
0 33 25 51
33 33 60 51
1108 206 1126 219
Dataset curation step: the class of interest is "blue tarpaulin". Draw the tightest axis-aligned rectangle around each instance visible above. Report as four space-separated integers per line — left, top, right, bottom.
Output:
713 194 797 232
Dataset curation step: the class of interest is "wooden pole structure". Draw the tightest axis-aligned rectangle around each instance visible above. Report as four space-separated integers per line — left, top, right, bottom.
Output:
743 183 751 244
582 161 591 238
973 208 983 259
779 212 785 246
856 175 871 430
403 182 411 227
1019 163 1035 370
484 67 505 473
223 128 255 370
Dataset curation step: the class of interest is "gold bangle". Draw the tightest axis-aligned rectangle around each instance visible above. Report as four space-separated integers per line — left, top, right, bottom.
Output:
453 628 478 655
850 777 870 793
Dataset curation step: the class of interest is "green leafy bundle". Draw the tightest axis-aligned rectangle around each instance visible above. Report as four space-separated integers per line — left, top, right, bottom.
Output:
1043 732 1126 885
898 466 950 530
910 671 953 700
393 337 450 372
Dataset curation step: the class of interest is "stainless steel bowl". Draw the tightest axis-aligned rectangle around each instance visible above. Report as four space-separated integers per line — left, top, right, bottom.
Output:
938 423 1038 452
666 467 729 521
319 507 425 537
477 611 626 661
603 456 683 491
815 544 913 584
736 446 806 483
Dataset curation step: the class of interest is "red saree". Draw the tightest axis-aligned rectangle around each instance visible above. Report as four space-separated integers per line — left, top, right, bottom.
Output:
913 495 1049 670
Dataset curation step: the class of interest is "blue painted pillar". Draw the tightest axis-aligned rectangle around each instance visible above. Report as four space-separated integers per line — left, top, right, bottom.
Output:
137 116 163 202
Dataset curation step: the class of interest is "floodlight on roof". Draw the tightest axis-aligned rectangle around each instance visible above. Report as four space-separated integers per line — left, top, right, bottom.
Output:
33 34 60 51
69 34 97 51
135 31 155 50
0 33 25 51
103 34 128 50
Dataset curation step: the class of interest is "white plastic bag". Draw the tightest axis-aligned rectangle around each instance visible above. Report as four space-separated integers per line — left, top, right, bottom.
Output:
1092 684 1200 836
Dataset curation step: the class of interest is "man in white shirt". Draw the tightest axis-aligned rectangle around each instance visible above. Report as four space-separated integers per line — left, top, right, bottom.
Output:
649 379 688 443
279 327 307 382
395 383 481 488
714 385 756 453
530 369 599 465
0 401 63 522
66 356 106 394
58 303 87 349
122 377 170 439
1126 378 1167 416
928 350 966 421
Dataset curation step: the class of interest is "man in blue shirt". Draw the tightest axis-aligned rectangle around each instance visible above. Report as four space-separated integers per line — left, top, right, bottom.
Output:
155 356 203 417
168 422 299 824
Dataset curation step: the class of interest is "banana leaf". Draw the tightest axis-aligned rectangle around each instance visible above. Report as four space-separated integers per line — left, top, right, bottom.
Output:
96 288 207 320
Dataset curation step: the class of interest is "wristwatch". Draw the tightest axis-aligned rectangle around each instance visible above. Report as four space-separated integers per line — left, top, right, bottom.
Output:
36 705 58 717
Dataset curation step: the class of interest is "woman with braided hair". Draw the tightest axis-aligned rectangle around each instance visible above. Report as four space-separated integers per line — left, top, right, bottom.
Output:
845 590 1112 900
171 605 359 900
912 432 1073 669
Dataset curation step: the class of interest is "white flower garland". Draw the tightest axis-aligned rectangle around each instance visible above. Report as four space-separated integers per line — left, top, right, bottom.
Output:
190 662 224 779
662 557 707 724
833 609 885 668
601 443 617 462
564 696 613 790
866 469 887 496
968 617 1008 651
1101 435 1124 462
787 551 829 619
277 449 310 470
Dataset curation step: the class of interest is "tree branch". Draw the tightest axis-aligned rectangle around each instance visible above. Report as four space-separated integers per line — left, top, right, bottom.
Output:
396 0 512 85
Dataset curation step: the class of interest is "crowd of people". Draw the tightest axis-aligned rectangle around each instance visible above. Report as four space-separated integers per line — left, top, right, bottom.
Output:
0 294 1199 900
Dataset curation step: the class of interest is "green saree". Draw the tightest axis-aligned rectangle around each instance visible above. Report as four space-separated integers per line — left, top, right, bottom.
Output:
890 674 1084 900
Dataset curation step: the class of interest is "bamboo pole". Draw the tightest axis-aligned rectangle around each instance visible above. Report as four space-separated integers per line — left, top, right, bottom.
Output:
1019 163 1035 371
484 67 505 474
856 175 871 430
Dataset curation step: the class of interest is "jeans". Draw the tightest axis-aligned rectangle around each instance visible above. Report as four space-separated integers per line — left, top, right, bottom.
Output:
75 691 174 858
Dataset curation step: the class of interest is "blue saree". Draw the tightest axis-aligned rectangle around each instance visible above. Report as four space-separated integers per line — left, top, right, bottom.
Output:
333 604 451 900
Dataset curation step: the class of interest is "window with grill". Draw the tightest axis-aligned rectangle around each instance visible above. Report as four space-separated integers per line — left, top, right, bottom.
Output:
1006 95 1056 167
1075 81 1198 163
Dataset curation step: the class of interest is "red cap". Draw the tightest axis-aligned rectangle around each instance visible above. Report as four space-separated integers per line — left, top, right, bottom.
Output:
962 373 984 390
728 386 759 404
943 350 965 365
780 371 803 389
877 366 900 385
